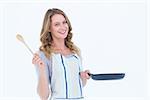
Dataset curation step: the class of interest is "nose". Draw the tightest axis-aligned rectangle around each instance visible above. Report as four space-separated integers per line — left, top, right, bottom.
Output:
60 24 66 30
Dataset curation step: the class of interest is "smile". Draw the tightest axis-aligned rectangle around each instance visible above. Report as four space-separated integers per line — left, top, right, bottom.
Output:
58 30 67 34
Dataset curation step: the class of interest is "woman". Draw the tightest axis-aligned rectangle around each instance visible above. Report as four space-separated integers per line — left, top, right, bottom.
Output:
32 8 90 100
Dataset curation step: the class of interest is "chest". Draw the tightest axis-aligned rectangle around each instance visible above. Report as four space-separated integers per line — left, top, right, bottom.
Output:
51 54 80 77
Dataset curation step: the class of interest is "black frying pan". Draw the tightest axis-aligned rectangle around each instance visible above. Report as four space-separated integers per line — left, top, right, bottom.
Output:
88 73 125 80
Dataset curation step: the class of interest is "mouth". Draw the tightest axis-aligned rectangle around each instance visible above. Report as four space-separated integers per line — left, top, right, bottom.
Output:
58 30 67 35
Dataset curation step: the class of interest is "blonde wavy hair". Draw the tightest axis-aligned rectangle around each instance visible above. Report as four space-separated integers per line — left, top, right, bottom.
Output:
39 8 80 58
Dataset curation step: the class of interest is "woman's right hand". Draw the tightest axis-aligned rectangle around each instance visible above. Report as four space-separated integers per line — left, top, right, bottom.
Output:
32 53 45 68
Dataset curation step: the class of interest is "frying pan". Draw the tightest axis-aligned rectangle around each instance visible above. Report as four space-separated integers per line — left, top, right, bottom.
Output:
88 73 125 80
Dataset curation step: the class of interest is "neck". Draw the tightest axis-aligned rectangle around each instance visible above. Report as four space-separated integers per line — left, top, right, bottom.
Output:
52 39 66 50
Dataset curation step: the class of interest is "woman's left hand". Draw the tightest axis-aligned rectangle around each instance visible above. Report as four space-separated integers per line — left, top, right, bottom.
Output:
80 70 90 80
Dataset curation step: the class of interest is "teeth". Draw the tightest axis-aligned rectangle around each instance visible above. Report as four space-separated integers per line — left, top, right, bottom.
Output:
59 31 66 34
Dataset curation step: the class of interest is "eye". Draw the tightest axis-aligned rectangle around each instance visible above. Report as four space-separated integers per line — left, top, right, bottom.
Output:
55 23 60 26
63 21 67 24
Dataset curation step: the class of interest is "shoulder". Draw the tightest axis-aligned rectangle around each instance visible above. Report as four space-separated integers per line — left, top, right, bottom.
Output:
73 53 82 61
37 50 46 58
37 50 51 61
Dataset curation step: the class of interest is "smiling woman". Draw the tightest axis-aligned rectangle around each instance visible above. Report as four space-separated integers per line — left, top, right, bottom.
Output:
32 8 90 100
2 1 148 100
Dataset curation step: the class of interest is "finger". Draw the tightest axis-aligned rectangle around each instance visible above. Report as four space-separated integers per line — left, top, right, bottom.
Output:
34 53 40 57
35 58 41 63
32 56 37 64
32 53 38 61
32 55 41 65
33 53 40 59
35 58 45 66
34 54 40 59
85 70 90 73
32 57 38 64
86 74 90 79
84 70 90 79
80 72 86 78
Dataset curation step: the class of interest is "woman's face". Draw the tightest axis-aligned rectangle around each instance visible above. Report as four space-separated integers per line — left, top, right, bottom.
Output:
50 14 69 40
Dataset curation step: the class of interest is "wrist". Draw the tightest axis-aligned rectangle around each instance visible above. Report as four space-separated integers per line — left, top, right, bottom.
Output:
39 67 46 75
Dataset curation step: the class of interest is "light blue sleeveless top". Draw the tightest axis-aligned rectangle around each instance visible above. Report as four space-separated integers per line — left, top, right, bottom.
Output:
36 51 84 100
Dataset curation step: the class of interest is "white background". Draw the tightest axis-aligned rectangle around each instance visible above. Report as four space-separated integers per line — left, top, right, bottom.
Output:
0 0 149 100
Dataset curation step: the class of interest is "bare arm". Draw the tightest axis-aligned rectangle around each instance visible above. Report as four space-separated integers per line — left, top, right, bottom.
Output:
38 67 50 100
32 53 50 100
80 70 90 86
80 76 87 86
